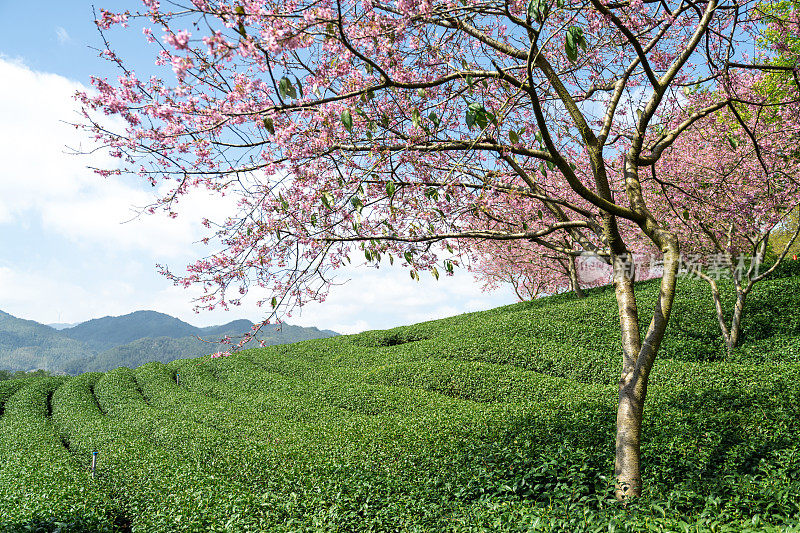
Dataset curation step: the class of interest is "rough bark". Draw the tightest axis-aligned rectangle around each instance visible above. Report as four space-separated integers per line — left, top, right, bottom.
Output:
613 233 680 499
613 258 643 498
729 290 745 351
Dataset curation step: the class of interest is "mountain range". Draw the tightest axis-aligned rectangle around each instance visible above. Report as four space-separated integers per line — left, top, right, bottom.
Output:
0 310 338 375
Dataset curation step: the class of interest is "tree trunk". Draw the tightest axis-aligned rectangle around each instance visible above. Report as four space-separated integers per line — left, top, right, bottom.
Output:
612 254 644 499
568 254 585 298
700 273 748 357
613 243 680 500
616 378 645 498
728 290 746 354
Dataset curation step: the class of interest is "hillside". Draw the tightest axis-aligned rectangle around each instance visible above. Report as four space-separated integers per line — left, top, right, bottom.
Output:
61 323 340 374
59 311 201 352
0 276 799 531
0 311 90 372
0 310 337 374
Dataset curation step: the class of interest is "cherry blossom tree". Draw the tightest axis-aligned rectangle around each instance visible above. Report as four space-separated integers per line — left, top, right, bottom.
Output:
648 75 800 355
645 4 800 356
80 0 798 498
473 239 588 300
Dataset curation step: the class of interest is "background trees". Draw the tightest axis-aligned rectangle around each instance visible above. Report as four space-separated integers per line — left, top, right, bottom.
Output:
646 79 800 354
82 0 797 497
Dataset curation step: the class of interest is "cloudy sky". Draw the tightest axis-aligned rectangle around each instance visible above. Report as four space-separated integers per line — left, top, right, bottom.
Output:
0 1 517 333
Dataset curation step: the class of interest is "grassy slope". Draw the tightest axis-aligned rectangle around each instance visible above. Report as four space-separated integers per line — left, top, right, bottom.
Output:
0 276 799 532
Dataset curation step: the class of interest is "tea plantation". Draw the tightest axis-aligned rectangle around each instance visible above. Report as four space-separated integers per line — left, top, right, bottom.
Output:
1 274 799 532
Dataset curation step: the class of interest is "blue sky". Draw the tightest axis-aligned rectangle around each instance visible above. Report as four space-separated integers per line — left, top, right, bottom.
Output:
0 1 516 333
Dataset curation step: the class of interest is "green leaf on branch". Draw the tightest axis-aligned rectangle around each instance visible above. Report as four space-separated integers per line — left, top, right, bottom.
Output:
404 251 413 264
412 108 422 129
321 191 334 210
351 196 364 213
279 77 297 99
565 26 587 64
263 117 275 134
527 0 550 23
386 181 396 198
432 267 439 280
428 112 440 128
509 130 519 144
466 102 489 130
341 110 353 133
270 296 277 308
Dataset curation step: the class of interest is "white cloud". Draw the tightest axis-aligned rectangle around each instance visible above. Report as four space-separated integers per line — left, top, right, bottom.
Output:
0 266 127 324
274 265 517 334
55 27 71 45
0 57 234 259
0 261 516 334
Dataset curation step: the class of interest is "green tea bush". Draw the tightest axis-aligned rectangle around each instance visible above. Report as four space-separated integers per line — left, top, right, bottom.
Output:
1 275 799 531
765 258 800 280
0 378 122 532
365 358 608 404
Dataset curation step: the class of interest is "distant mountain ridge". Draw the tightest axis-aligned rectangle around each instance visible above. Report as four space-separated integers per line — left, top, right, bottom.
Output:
60 310 213 351
0 309 337 375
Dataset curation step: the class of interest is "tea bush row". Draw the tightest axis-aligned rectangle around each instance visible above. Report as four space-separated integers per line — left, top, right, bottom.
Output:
0 377 123 532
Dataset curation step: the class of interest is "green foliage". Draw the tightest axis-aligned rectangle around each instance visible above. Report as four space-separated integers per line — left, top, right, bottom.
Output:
0 276 799 530
768 207 800 259
765 256 800 279
0 377 123 532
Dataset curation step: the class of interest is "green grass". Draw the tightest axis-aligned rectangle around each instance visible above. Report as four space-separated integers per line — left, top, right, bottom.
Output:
1 276 799 531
